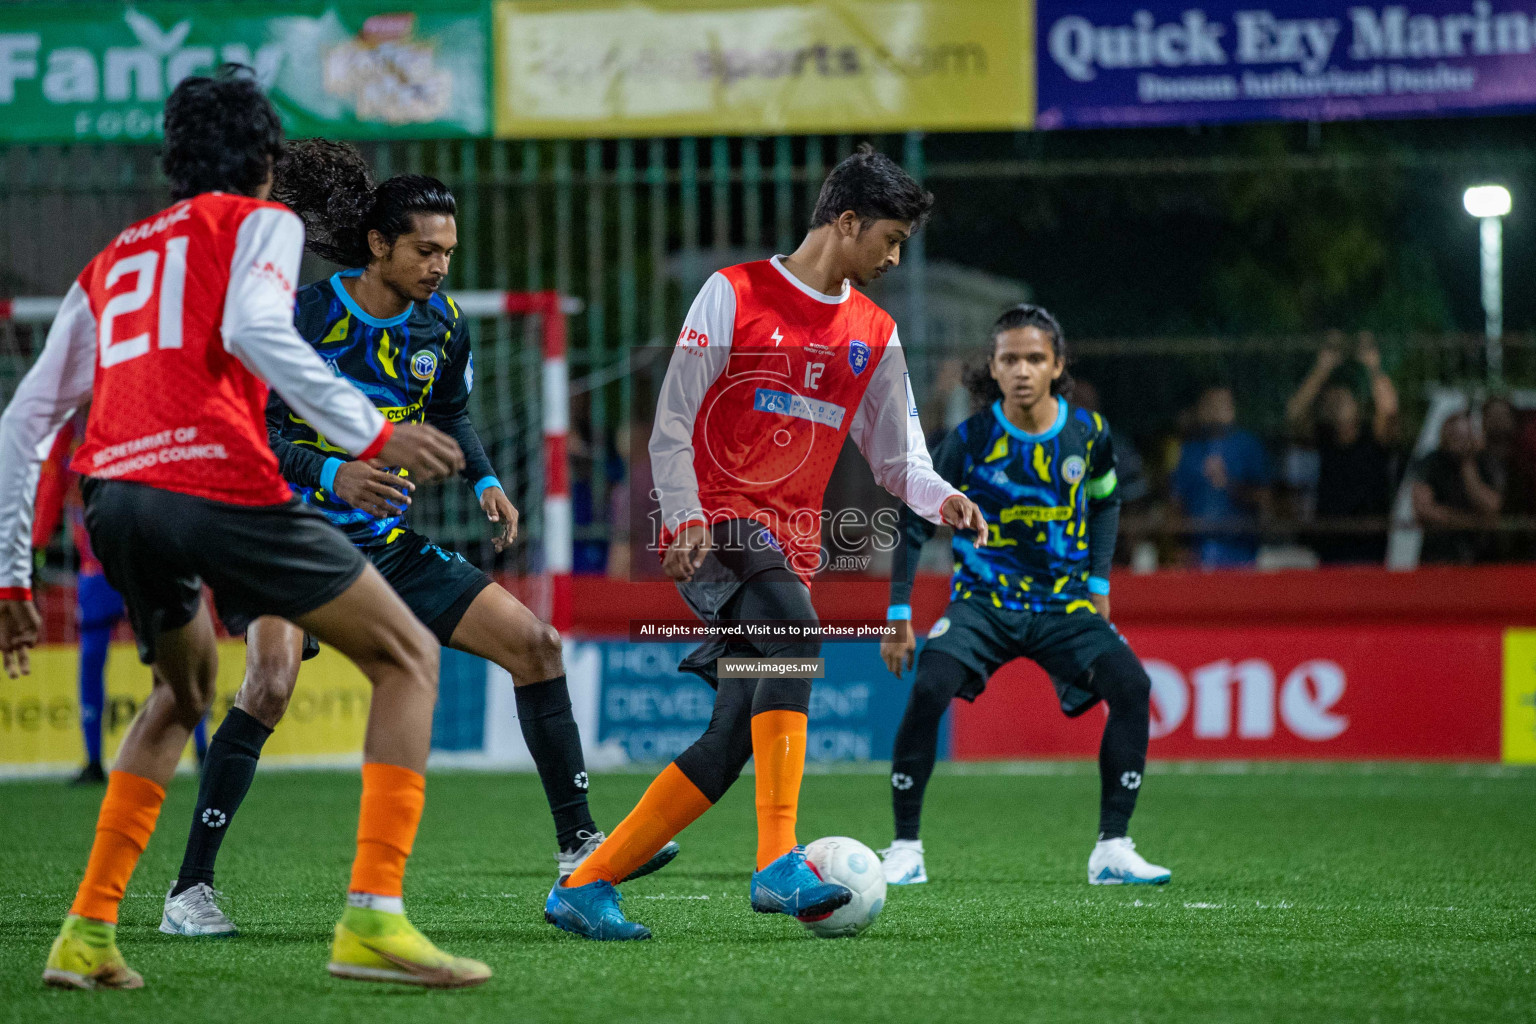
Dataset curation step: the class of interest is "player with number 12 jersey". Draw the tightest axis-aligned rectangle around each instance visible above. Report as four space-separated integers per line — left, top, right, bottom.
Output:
545 145 988 942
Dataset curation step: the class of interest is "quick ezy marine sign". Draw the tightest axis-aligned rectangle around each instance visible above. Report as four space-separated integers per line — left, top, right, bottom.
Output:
1037 1 1536 128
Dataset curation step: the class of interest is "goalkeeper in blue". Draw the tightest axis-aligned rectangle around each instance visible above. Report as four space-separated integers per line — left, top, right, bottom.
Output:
878 305 1170 887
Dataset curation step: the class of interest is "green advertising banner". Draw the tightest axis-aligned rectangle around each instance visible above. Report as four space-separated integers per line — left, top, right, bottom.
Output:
0 3 491 142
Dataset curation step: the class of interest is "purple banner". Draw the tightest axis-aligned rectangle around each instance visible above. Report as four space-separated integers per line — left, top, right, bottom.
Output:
1037 1 1536 129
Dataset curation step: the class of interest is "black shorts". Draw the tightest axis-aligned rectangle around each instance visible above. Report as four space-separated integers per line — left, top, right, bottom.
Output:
81 478 367 665
364 528 493 645
920 597 1128 716
296 528 493 658
675 518 799 687
675 518 794 623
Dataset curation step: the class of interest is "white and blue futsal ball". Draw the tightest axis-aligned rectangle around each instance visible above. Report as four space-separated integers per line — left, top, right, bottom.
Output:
800 836 887 938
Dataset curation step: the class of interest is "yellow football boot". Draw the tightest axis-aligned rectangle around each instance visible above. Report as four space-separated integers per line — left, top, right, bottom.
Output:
42 915 144 990
327 906 491 989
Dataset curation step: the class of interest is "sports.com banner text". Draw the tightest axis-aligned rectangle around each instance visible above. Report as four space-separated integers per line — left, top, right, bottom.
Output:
494 0 1034 136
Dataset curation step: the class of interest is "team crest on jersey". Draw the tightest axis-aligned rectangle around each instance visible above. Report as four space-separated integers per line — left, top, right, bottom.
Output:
411 351 438 381
1062 455 1087 484
465 352 475 392
848 338 870 376
928 617 951 639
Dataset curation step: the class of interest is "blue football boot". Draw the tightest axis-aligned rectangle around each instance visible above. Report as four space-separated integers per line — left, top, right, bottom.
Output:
544 879 651 941
749 846 852 918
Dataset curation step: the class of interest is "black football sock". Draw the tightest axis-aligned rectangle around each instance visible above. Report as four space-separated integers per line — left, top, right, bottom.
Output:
1089 645 1152 841
515 675 597 851
174 707 271 894
891 650 970 842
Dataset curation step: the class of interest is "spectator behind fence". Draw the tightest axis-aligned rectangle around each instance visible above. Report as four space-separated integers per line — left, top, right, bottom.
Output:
1072 379 1149 506
1515 406 1536 520
1479 396 1517 503
1172 385 1271 569
1478 396 1520 561
1284 333 1400 565
1412 412 1501 565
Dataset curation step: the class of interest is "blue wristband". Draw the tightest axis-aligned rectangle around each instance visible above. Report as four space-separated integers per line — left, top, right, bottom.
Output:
473 475 502 501
320 458 344 494
1087 576 1111 596
886 604 912 621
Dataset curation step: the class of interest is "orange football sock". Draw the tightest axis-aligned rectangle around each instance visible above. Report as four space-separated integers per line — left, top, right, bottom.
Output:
566 763 711 887
348 762 426 898
752 710 808 870
70 771 166 924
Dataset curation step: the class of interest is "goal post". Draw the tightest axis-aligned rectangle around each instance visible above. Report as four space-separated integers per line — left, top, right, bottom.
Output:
1 288 577 635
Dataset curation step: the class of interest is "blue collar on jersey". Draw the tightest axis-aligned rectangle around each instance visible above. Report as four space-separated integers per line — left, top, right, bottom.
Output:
330 268 413 329
992 397 1067 443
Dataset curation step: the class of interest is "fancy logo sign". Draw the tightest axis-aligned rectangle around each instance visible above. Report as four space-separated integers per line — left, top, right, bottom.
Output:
0 10 282 139
0 4 489 142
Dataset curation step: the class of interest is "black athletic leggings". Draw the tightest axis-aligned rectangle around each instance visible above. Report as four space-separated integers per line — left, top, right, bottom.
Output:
891 642 1151 840
673 568 820 802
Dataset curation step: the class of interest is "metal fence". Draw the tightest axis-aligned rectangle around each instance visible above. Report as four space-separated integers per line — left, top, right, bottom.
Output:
6 133 1536 576
1 133 941 575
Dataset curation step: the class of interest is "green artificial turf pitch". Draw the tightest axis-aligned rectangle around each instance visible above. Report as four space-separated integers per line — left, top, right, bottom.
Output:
1 763 1533 1024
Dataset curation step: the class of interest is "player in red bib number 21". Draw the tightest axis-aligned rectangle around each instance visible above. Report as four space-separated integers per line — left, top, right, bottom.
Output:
544 145 989 940
0 67 491 991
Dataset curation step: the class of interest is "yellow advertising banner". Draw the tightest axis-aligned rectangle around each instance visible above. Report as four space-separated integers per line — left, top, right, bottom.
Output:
1503 629 1536 765
493 0 1034 138
0 642 372 773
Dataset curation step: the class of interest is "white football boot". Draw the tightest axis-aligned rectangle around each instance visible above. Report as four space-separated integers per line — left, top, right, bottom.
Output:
556 829 681 884
556 830 606 880
160 881 238 936
879 839 929 885
1088 837 1171 885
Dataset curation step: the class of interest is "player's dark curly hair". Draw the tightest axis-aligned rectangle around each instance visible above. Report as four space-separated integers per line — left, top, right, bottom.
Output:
162 64 285 201
965 303 1074 405
273 138 457 267
810 143 934 231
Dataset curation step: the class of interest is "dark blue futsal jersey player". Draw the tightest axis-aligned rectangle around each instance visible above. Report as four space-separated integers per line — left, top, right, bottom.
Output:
160 140 675 938
877 304 1171 887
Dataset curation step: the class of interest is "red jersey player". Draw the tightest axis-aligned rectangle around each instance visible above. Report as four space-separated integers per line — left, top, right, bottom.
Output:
0 67 489 990
546 145 987 940
32 414 146 785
